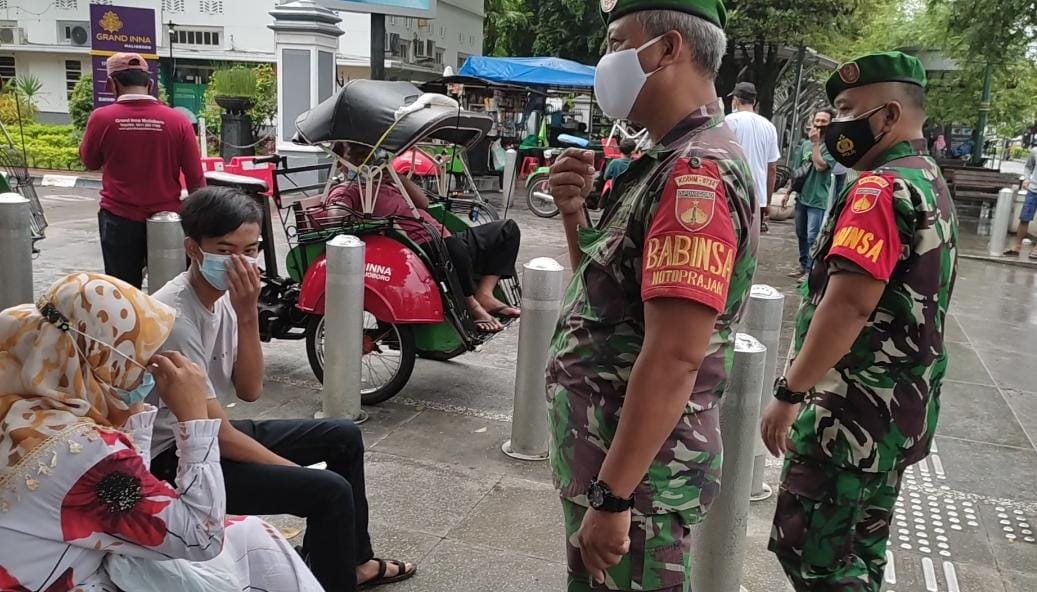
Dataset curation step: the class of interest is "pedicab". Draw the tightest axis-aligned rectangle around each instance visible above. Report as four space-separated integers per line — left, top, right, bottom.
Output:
204 80 520 405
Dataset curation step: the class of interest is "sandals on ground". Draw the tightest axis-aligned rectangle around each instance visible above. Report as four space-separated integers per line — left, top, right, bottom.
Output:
358 559 416 590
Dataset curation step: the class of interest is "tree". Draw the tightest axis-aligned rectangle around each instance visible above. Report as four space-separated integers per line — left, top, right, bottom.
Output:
486 0 602 63
724 0 858 118
483 0 532 57
530 0 604 64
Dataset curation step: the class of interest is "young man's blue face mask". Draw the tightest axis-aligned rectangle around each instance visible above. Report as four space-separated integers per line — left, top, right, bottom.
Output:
199 251 258 292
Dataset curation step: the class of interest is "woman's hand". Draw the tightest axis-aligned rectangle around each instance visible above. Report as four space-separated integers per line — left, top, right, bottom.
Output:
152 352 210 422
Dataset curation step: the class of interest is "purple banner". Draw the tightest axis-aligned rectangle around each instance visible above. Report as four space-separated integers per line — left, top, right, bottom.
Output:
90 4 158 107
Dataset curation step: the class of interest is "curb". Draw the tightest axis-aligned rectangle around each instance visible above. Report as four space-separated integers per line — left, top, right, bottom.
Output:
959 252 1037 269
30 173 102 190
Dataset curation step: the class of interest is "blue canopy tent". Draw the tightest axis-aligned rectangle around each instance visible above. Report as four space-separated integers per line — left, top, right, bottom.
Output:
458 56 595 90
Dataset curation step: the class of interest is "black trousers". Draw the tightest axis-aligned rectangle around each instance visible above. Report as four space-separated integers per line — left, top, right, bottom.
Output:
152 418 373 592
442 219 521 296
98 208 148 289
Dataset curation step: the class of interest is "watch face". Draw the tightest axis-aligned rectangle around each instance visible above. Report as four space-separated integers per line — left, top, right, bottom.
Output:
588 484 604 508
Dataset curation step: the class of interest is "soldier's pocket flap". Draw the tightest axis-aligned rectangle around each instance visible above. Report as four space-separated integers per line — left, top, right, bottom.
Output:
577 225 626 267
782 459 865 506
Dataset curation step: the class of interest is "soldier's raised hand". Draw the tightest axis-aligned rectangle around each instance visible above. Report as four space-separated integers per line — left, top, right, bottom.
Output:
549 149 596 216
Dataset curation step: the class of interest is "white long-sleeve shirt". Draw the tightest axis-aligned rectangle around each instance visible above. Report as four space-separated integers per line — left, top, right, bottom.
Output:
0 408 225 591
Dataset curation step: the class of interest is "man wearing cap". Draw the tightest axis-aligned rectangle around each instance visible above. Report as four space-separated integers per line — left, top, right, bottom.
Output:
725 81 780 232
80 52 206 289
760 51 958 591
547 0 757 589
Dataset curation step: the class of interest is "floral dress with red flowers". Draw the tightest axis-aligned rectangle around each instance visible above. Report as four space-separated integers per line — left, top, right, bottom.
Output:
0 408 321 592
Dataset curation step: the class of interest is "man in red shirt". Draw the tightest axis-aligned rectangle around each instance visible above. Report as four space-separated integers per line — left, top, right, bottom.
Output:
80 52 205 288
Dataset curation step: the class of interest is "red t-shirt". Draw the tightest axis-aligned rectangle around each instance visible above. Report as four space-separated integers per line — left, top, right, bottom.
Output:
80 97 205 222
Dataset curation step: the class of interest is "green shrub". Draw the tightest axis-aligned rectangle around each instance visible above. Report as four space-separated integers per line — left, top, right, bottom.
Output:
4 123 85 171
0 93 37 124
1010 146 1030 160
203 63 277 154
69 74 94 133
210 66 257 98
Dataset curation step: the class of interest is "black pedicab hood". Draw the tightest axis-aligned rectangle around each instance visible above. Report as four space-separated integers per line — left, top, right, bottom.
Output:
291 79 492 153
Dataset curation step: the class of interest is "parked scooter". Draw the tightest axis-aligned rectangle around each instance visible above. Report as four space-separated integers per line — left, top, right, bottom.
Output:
525 134 602 218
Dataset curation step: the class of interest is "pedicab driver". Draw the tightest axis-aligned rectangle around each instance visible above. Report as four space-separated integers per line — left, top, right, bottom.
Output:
759 52 958 591
547 0 758 589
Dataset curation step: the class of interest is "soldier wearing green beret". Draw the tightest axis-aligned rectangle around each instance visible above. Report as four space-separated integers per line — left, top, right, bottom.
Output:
547 0 758 590
760 51 958 591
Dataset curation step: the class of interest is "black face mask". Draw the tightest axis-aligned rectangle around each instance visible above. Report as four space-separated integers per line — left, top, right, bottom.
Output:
824 104 889 168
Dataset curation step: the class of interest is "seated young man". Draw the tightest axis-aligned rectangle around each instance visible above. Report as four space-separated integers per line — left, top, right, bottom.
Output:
149 187 415 592
325 142 521 333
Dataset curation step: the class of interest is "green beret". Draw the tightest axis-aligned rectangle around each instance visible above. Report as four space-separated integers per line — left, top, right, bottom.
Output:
825 51 928 103
600 0 727 29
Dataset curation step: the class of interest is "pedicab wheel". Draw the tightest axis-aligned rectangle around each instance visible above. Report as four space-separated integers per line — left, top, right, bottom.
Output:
526 175 560 218
305 312 417 406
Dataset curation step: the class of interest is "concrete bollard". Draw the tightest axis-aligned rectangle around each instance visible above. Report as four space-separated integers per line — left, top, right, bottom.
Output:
0 193 33 310
691 333 766 592
320 235 367 422
745 285 784 502
502 257 564 461
146 212 187 294
988 187 1016 256
501 148 519 209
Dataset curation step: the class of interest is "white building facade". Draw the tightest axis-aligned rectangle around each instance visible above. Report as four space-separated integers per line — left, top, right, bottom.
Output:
0 0 484 122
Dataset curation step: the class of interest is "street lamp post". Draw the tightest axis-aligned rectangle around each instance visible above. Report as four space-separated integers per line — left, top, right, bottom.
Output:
167 21 176 106
970 62 994 167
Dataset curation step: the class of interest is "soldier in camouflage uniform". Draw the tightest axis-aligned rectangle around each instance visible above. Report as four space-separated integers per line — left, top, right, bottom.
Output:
760 52 958 591
547 1 758 590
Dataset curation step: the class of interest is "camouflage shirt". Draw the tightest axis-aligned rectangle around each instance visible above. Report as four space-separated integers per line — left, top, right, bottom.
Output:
789 139 958 473
546 100 759 518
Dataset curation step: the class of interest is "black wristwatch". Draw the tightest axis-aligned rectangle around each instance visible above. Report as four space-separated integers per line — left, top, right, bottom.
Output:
587 479 634 512
773 376 810 404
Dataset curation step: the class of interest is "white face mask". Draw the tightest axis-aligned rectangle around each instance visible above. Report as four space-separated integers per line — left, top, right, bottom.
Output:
593 35 665 120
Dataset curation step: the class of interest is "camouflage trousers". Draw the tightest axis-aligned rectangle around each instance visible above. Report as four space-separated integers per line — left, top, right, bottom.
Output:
768 454 903 592
562 499 695 592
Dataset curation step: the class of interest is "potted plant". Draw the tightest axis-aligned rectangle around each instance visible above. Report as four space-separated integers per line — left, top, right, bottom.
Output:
211 67 257 114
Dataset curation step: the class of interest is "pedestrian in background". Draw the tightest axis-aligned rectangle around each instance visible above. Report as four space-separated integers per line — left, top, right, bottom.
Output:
1003 141 1037 259
80 52 206 289
785 109 836 281
760 51 958 592
548 0 758 589
725 81 780 232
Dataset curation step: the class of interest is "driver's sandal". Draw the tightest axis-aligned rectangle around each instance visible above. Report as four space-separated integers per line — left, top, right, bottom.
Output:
358 559 416 590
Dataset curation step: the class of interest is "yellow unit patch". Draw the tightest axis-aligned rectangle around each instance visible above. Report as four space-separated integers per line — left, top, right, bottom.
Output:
857 175 890 188
674 174 720 189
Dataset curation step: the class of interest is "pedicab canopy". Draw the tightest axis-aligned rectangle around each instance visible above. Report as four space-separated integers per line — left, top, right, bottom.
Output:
292 79 493 153
457 56 595 90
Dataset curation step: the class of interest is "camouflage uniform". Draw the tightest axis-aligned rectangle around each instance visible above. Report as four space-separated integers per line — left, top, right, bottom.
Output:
546 100 758 591
769 139 958 591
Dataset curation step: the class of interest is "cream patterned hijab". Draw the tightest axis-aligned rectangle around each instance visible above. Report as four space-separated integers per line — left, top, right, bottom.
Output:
0 273 175 478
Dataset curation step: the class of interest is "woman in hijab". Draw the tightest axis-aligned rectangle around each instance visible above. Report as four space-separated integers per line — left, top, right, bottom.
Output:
0 273 321 592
